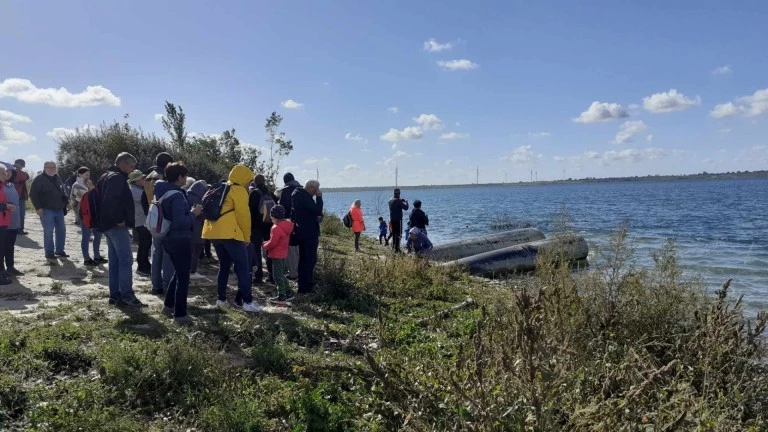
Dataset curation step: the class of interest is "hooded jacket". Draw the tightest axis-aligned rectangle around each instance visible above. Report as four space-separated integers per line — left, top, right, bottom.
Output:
350 205 365 233
291 186 323 241
159 184 194 240
186 180 208 241
263 219 294 259
202 165 254 242
97 166 135 231
279 179 301 218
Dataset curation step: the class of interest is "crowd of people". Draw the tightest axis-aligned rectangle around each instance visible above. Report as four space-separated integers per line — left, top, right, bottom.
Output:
0 153 431 324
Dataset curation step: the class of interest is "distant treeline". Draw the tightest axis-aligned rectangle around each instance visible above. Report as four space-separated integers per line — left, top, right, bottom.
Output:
325 170 768 193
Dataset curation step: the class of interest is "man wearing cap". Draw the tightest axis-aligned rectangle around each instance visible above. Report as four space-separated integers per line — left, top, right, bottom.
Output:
12 159 29 235
388 188 409 253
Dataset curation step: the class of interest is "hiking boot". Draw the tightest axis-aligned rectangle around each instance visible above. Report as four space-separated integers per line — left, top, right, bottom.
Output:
94 257 108 264
161 306 174 318
242 302 262 313
118 298 146 308
84 259 97 267
174 315 193 326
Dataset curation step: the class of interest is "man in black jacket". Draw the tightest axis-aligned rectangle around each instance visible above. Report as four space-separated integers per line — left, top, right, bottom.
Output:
29 161 68 259
388 188 409 253
292 180 323 294
278 172 301 279
249 174 278 285
98 152 143 308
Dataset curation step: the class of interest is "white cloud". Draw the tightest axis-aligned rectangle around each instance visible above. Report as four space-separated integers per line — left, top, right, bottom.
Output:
343 164 360 171
444 159 454 165
423 38 453 52
0 125 35 144
614 120 648 144
281 99 304 109
344 132 366 142
303 157 330 165
0 77 120 107
712 65 732 75
413 113 443 130
573 101 629 123
0 109 35 144
603 147 665 162
503 145 542 165
46 124 96 139
642 89 701 113
528 131 551 138
717 128 731 133
380 126 423 142
154 113 163 121
646 134 654 142
387 106 398 114
436 59 479 71
628 103 641 110
709 88 768 118
0 110 31 124
439 132 469 140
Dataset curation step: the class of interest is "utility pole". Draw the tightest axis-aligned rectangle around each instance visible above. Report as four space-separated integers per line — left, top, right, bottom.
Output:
476 166 479 184
395 165 399 187
535 171 538 182
505 171 508 184
530 170 533 183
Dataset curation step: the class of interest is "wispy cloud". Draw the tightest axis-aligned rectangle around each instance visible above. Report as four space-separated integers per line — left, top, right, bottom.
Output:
423 38 453 52
436 59 479 71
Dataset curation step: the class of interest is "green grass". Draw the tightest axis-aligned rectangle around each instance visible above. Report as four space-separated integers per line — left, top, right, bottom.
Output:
0 215 766 431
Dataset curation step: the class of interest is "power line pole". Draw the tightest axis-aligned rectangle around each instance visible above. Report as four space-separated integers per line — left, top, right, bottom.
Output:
476 166 479 184
395 165 399 187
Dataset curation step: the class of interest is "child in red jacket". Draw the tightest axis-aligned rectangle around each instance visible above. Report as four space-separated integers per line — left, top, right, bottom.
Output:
262 205 295 302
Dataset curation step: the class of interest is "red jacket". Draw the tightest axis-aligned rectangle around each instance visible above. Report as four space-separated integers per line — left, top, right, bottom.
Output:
263 219 294 259
0 182 11 227
350 206 365 233
13 170 29 200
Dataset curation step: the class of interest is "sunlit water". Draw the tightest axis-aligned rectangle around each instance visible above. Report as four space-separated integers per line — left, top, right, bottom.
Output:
322 179 768 314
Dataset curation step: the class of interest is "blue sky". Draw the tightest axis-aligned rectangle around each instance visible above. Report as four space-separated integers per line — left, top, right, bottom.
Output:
1 0 767 186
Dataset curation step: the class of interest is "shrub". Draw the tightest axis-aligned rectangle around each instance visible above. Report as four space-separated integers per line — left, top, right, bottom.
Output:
321 213 349 237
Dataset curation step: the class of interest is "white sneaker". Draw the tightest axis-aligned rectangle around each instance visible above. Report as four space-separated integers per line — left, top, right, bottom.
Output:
189 272 205 280
216 300 230 309
242 302 262 313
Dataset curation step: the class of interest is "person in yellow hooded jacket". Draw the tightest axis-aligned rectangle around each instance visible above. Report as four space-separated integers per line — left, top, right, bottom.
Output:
202 165 262 313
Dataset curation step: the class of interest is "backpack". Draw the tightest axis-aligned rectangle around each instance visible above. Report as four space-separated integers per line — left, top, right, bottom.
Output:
79 188 100 229
145 190 181 238
261 192 277 223
342 211 353 229
202 182 233 221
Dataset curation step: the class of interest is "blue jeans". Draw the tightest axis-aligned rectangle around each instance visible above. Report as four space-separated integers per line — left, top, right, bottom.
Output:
40 209 66 255
151 236 174 291
19 199 26 232
104 227 136 302
81 226 103 261
213 240 252 304
163 237 192 318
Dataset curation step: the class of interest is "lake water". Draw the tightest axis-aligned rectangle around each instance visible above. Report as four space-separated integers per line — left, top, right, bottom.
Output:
323 179 768 315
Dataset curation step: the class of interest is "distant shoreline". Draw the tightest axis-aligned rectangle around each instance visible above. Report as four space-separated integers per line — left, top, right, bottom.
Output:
324 170 768 193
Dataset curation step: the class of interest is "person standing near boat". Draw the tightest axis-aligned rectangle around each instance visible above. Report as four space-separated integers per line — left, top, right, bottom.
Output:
388 188 409 253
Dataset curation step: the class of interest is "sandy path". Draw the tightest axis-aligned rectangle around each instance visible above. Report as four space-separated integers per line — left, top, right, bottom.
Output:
0 212 281 316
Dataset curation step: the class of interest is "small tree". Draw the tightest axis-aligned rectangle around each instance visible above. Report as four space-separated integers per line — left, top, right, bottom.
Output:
161 101 187 151
262 112 293 186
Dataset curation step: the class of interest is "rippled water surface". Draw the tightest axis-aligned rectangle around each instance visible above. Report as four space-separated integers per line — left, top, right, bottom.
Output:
323 179 768 314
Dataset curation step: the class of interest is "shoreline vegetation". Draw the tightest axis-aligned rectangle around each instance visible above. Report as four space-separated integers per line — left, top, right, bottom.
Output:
324 170 768 192
1 214 766 431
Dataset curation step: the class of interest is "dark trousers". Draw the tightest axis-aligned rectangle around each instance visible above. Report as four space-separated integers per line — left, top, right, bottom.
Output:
190 241 204 273
250 229 265 282
135 226 152 272
298 235 319 293
354 232 361 250
204 240 213 258
163 237 192 318
3 229 17 270
390 219 403 252
0 227 7 271
213 240 253 304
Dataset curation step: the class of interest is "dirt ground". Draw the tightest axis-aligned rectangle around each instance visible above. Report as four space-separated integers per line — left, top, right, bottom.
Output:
0 212 287 317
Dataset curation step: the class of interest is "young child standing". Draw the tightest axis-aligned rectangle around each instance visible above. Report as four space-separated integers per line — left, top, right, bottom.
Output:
262 204 295 303
378 217 388 245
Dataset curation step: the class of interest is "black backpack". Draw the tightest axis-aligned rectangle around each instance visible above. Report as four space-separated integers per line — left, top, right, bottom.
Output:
342 211 353 229
201 182 233 221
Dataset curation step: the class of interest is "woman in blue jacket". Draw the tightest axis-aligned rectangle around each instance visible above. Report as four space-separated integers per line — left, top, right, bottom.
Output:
159 163 202 325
